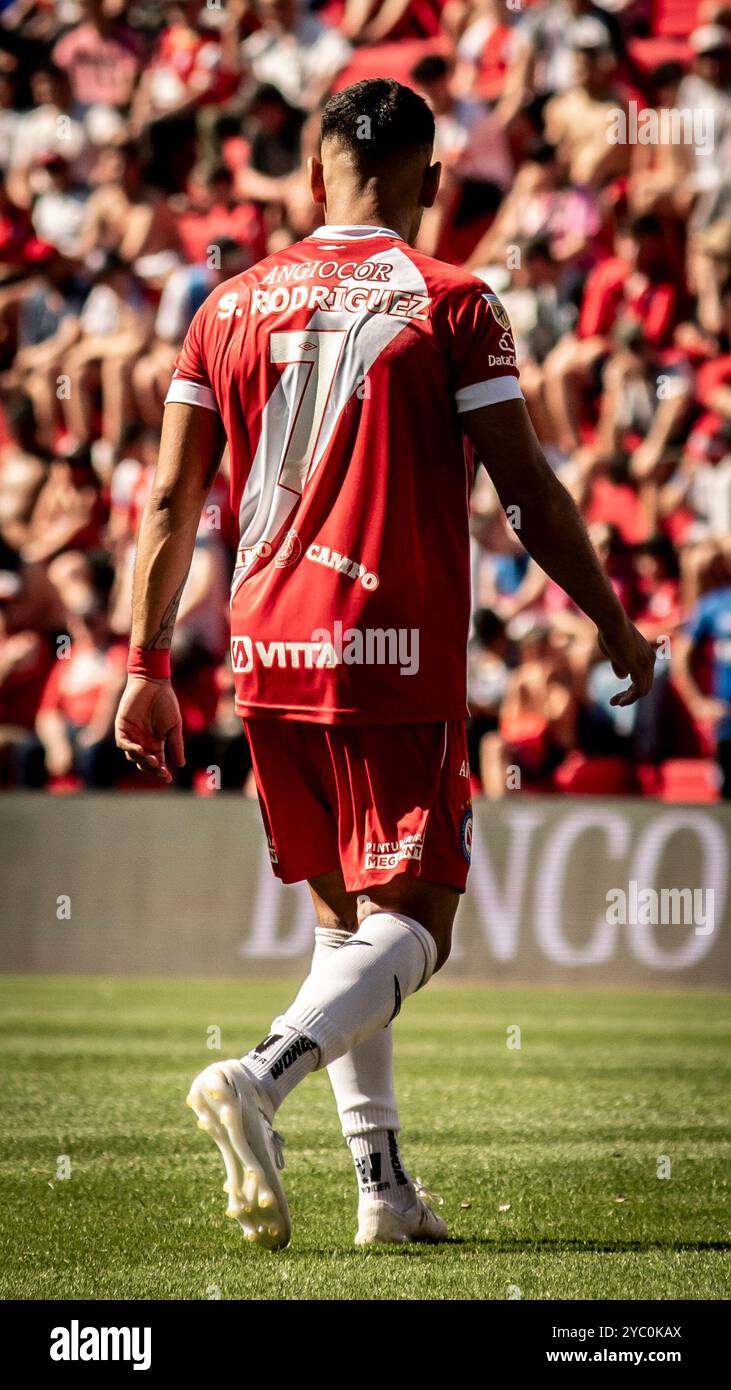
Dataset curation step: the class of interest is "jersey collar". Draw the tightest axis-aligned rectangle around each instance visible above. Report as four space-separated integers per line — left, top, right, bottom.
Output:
307 224 401 241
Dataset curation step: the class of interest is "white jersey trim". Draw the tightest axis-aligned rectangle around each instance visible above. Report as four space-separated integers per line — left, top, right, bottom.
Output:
455 376 523 413
165 378 219 413
307 224 401 241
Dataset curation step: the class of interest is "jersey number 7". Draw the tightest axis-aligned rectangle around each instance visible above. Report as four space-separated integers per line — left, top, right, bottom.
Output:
270 328 348 495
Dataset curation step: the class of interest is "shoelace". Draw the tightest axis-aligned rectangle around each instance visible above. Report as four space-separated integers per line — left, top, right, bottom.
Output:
413 1177 444 1211
268 1125 286 1171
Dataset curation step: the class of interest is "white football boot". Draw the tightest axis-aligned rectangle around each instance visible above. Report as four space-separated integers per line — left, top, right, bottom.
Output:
187 1059 290 1251
355 1180 449 1246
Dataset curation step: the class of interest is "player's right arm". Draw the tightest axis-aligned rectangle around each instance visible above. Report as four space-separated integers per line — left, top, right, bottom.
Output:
462 397 656 707
114 400 225 781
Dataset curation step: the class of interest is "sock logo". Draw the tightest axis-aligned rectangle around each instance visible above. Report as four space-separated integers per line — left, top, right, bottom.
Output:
388 975 402 1024
355 1151 383 1189
388 1129 409 1187
270 1034 316 1079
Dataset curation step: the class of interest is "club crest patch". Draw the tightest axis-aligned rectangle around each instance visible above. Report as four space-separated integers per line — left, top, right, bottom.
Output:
483 292 511 331
460 808 473 864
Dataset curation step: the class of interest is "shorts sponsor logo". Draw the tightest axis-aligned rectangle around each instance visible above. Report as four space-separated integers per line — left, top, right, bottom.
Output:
274 529 302 568
364 833 424 870
461 808 473 864
306 543 379 590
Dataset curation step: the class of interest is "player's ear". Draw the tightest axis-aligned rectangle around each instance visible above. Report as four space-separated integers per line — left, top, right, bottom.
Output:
308 154 326 207
421 160 441 210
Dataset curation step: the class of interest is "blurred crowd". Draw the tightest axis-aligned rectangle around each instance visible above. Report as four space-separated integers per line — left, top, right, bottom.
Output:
0 0 730 798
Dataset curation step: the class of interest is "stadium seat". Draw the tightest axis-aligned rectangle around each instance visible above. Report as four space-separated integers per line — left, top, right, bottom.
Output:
651 0 700 38
553 753 640 795
333 38 449 94
654 759 720 803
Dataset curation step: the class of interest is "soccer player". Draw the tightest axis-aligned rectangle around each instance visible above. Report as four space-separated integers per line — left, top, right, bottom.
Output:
115 79 656 1250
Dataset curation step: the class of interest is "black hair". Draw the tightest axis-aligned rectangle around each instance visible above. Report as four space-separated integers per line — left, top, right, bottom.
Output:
631 534 680 579
523 235 553 262
410 54 449 85
207 162 233 185
627 212 663 239
319 79 435 166
472 608 506 649
650 60 685 90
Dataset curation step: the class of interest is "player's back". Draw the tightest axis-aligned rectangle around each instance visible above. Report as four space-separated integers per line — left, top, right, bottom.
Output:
167 224 522 723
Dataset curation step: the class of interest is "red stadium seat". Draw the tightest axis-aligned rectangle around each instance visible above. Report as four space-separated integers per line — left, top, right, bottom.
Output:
333 38 449 94
655 759 720 802
553 753 640 795
651 0 700 38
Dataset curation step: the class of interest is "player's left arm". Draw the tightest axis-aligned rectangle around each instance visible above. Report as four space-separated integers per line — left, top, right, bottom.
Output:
115 402 226 781
462 397 656 707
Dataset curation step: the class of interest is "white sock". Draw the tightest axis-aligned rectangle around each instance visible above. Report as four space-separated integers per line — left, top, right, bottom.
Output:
313 927 412 1209
312 925 400 1134
241 1027 318 1114
347 1129 413 1208
273 911 436 1067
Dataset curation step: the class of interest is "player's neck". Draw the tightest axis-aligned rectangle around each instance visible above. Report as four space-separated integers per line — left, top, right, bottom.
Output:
322 201 414 245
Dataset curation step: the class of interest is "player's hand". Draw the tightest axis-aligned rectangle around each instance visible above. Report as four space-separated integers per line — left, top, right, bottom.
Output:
598 618 657 708
115 675 185 783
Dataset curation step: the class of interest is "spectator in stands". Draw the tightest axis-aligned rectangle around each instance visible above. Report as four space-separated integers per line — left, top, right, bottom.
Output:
465 143 602 275
7 64 88 211
32 551 129 788
59 251 153 455
0 559 56 785
676 24 731 228
543 214 679 455
77 138 180 269
0 393 46 553
444 0 516 103
503 0 622 119
29 152 88 258
411 52 512 257
674 550 731 796
132 236 251 431
3 247 85 451
22 451 106 565
466 606 510 786
241 0 352 113
51 0 145 114
542 17 629 191
131 0 241 192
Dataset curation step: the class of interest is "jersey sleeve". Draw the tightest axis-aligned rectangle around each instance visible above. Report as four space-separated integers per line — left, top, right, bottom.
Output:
447 282 523 414
165 299 219 414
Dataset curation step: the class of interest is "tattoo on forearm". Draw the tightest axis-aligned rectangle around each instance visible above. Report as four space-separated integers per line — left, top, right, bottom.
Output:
143 579 186 650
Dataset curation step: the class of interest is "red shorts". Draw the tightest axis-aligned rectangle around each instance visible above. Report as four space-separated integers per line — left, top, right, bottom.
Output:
243 719 472 893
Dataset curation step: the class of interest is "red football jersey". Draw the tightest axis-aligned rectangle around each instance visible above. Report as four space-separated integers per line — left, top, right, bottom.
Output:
166 224 522 723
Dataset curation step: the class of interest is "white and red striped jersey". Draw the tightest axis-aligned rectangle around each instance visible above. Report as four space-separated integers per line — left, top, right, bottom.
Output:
166 224 522 723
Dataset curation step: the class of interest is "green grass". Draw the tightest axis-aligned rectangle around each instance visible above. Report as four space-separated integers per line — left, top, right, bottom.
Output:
0 976 729 1300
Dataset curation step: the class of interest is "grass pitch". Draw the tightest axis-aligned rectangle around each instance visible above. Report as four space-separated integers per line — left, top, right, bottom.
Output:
0 975 728 1301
